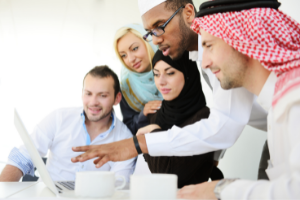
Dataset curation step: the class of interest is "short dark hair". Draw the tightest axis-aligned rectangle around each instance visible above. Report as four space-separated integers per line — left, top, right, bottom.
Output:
165 0 196 12
83 65 120 97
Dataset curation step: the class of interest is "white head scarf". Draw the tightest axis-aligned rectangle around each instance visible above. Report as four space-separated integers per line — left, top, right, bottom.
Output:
138 0 167 16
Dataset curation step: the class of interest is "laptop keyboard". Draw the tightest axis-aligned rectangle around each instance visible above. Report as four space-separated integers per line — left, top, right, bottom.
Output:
56 181 75 190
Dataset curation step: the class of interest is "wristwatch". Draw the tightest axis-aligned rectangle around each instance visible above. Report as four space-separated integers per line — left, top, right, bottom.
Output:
214 178 238 200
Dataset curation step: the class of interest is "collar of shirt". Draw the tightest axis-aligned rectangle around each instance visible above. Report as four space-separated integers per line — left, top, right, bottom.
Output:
80 111 116 145
257 72 277 112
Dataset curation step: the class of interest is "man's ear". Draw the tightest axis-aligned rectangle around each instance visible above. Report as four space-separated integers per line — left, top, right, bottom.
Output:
184 3 196 24
114 92 122 105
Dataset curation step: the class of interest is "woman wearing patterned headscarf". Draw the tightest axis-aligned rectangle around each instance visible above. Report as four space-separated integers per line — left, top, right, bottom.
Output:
114 24 163 135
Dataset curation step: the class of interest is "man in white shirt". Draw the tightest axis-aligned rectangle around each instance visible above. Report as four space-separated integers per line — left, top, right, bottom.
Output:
0 65 136 182
71 0 268 171
177 0 300 199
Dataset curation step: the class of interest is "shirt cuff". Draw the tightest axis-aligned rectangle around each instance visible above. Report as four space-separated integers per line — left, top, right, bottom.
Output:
145 130 172 156
7 147 35 177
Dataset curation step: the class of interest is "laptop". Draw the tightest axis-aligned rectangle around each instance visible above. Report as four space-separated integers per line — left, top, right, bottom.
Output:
14 109 76 197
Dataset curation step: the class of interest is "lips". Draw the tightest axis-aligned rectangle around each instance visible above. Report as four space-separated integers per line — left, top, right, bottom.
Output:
88 107 102 115
133 61 141 69
212 70 220 75
160 88 171 94
159 46 170 56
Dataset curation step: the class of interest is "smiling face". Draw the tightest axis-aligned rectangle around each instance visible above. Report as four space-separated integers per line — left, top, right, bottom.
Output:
153 60 185 101
117 32 151 73
142 3 196 60
82 74 120 122
201 29 249 90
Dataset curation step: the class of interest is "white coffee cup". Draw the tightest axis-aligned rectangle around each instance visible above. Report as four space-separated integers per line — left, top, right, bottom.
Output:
130 174 178 199
75 171 126 198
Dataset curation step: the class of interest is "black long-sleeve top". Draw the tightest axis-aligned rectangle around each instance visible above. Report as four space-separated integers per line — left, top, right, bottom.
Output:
120 94 149 135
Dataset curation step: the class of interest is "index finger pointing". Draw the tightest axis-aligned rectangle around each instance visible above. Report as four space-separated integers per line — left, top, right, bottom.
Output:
72 145 92 152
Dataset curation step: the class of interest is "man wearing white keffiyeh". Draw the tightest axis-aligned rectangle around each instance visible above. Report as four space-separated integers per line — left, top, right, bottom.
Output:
178 1 300 199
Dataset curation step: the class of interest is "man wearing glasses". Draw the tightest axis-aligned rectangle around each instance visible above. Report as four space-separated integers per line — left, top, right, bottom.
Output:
71 0 269 181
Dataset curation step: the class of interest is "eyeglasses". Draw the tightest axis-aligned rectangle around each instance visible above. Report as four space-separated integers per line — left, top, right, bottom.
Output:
143 5 185 42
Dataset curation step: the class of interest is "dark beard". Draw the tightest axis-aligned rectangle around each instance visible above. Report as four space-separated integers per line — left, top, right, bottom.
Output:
172 15 192 60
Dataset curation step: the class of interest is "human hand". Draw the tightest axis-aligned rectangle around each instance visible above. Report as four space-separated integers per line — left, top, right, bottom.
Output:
177 181 219 200
136 124 161 136
71 135 148 168
143 100 162 116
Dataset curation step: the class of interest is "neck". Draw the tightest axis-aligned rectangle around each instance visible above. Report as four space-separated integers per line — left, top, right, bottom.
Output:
243 59 271 96
85 113 112 139
186 31 199 51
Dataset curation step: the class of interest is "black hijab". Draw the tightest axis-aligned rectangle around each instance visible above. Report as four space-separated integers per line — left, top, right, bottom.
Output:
152 50 206 130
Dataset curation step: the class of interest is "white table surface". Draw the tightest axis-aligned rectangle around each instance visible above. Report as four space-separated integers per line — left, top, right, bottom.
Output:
2 182 185 199
0 182 39 199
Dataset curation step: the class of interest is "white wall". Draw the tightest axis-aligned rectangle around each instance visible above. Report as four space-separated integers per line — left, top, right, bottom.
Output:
0 0 299 179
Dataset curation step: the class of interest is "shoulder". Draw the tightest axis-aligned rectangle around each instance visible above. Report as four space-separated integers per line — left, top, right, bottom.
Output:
112 115 133 139
43 107 82 123
180 106 210 127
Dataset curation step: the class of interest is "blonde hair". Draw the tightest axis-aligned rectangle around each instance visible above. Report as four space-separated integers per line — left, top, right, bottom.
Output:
113 26 155 72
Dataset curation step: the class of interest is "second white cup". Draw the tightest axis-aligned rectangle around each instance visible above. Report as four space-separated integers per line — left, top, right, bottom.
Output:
130 174 178 199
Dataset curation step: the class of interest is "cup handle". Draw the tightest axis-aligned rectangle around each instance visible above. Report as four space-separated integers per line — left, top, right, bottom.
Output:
115 175 126 190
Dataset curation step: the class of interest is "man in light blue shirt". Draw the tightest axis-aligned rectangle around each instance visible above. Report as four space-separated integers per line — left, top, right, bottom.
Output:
0 65 136 182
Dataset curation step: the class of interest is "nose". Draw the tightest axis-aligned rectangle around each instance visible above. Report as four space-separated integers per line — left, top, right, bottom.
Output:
128 52 136 63
201 50 212 70
152 35 163 45
158 74 167 86
90 95 100 106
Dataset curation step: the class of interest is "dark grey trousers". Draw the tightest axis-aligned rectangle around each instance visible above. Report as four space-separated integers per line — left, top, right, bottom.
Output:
258 140 270 180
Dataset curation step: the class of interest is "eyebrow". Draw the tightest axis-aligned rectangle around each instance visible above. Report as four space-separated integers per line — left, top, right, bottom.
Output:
145 20 166 31
119 42 139 54
153 66 172 72
83 90 109 95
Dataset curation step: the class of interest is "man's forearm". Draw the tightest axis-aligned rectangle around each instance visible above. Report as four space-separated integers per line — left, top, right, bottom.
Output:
0 165 23 182
137 135 148 154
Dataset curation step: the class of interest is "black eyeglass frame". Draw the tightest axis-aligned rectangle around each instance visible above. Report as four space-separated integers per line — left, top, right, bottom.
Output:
143 5 185 42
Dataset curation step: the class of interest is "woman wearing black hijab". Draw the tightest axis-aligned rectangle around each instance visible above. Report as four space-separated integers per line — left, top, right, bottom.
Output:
140 50 215 188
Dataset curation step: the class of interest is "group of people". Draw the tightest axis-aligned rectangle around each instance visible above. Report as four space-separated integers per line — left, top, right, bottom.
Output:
1 0 300 199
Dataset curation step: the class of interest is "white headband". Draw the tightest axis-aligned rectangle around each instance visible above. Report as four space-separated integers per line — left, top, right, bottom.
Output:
138 0 167 16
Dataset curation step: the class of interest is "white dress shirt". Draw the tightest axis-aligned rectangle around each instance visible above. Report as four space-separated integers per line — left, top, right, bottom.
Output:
8 107 136 182
222 72 300 199
145 35 268 156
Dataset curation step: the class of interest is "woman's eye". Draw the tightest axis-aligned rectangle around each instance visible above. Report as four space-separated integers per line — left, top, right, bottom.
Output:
153 73 159 77
133 46 138 51
167 72 175 76
120 54 126 58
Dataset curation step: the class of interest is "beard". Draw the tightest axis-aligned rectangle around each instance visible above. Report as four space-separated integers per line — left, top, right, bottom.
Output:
85 106 113 122
170 15 193 60
219 51 249 90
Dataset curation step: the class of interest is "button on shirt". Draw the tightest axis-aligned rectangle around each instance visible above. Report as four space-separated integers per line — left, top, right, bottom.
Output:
145 35 268 157
8 107 136 182
222 72 300 199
